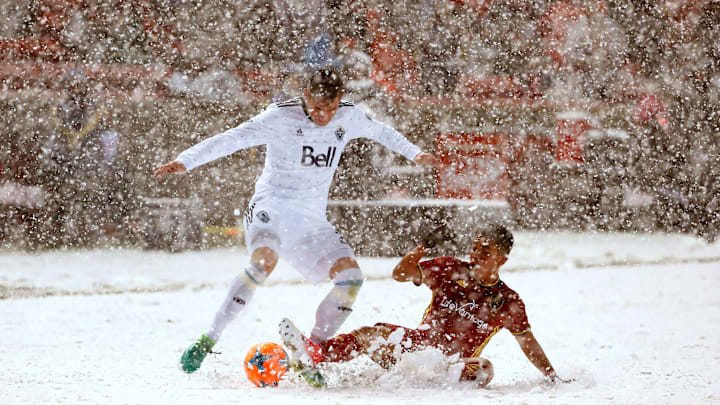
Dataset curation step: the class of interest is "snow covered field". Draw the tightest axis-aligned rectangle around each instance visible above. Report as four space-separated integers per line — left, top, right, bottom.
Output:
2 231 719 404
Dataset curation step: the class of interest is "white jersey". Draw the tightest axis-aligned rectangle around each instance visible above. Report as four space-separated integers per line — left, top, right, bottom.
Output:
176 97 421 207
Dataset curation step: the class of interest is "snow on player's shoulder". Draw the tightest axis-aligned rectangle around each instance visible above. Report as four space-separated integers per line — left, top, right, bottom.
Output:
271 97 354 110
265 97 363 126
274 97 303 109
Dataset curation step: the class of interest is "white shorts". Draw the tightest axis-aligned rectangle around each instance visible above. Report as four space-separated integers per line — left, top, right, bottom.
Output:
243 196 355 284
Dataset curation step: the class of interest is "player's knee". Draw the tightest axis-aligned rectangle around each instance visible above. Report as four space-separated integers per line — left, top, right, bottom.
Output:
461 357 494 387
250 246 278 274
476 358 494 387
329 256 360 279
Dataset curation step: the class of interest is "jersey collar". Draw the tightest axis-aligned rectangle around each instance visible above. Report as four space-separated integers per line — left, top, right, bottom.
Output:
300 97 314 123
479 279 501 288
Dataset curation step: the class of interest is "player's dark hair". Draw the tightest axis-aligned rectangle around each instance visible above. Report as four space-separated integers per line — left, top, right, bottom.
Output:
478 223 514 256
306 67 344 100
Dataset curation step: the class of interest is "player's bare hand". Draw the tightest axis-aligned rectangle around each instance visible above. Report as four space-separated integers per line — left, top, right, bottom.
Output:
153 161 186 181
414 153 442 169
545 374 575 385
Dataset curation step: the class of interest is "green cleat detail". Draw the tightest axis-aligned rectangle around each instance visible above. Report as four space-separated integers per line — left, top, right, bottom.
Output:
179 334 215 374
294 365 327 388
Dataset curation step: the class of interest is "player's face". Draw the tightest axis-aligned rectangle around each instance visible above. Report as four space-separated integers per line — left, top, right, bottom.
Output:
305 91 341 126
468 237 506 283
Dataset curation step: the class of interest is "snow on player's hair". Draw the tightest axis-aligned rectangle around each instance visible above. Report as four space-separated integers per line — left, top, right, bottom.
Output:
306 67 344 100
477 223 514 256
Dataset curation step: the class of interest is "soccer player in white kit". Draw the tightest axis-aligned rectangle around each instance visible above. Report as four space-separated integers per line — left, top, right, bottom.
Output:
154 67 441 373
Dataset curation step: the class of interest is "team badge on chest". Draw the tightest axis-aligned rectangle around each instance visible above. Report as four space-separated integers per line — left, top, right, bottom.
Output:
489 294 505 315
335 126 345 141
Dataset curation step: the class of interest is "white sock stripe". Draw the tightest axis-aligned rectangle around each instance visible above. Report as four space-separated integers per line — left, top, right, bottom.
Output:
335 279 364 287
245 263 268 285
332 267 364 284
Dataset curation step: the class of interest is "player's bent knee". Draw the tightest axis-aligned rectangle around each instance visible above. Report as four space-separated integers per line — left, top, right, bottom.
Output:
462 357 494 387
328 256 360 280
476 358 494 387
250 246 279 274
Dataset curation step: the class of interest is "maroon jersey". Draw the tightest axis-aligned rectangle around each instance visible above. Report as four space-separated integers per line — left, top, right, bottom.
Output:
415 256 531 358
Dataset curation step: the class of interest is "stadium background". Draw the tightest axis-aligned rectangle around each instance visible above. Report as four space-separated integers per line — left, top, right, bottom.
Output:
1 0 718 253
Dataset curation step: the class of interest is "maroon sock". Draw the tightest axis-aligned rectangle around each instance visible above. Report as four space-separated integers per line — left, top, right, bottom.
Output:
320 333 363 363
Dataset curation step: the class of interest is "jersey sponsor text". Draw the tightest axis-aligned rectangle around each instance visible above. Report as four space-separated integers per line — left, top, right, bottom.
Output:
301 146 337 167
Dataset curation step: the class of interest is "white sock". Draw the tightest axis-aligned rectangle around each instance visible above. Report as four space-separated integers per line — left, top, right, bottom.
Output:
311 267 364 343
207 263 267 342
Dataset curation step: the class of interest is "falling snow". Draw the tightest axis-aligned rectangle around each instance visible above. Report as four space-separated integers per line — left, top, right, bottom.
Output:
1 1 719 403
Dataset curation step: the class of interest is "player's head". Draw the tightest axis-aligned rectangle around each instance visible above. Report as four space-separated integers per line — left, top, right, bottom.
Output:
477 223 514 256
468 224 514 283
304 67 344 126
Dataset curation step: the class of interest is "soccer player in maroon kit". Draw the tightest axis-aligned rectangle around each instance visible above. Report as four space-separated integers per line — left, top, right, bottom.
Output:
280 224 565 387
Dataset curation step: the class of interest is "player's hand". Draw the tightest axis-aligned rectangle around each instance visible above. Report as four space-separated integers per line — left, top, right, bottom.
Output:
414 152 442 169
545 373 574 385
153 161 186 181
421 222 454 249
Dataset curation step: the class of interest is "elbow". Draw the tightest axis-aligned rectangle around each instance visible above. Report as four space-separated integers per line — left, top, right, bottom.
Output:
392 265 410 282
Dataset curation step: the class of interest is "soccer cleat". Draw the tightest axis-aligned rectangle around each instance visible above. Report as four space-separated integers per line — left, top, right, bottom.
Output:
179 334 215 374
278 318 323 368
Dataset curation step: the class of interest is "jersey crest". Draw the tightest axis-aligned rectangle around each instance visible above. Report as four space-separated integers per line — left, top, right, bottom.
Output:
256 210 270 223
489 294 505 315
335 126 345 141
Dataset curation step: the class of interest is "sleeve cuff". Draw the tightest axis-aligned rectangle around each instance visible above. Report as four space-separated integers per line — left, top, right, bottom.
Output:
407 146 422 161
511 328 531 336
175 155 196 172
413 262 425 286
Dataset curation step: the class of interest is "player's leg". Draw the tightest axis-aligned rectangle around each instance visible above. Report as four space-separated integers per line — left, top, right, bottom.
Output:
320 322 428 370
282 224 363 345
277 319 389 388
180 247 278 373
180 200 282 373
310 256 365 343
278 220 362 382
206 247 278 342
320 324 396 365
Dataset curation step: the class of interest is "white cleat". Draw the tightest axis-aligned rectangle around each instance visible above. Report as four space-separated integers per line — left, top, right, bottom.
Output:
277 318 327 388
278 317 320 369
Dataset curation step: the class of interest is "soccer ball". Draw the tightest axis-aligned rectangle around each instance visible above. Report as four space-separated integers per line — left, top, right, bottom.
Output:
244 342 289 387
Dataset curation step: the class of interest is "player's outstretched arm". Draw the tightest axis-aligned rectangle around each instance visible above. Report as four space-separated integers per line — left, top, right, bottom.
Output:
153 160 187 181
515 331 567 383
413 152 443 169
392 245 426 284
